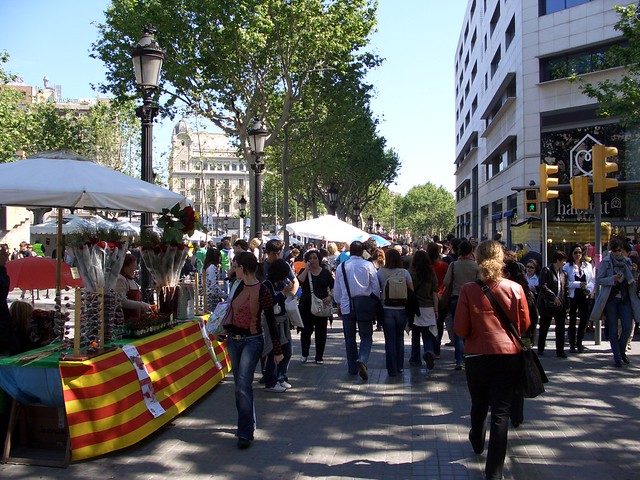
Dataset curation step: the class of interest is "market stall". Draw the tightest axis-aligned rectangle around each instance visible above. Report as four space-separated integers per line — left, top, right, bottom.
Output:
0 151 227 465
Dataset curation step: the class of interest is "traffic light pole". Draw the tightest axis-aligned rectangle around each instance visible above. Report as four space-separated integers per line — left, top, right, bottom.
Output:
593 191 602 345
541 201 548 267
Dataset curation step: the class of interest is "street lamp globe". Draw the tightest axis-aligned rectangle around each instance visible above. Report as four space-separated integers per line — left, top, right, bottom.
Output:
131 26 165 89
239 195 247 219
247 118 268 158
328 182 339 215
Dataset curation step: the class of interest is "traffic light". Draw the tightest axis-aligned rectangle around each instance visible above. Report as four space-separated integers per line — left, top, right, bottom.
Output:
592 144 618 193
570 175 589 210
524 189 538 215
539 164 559 202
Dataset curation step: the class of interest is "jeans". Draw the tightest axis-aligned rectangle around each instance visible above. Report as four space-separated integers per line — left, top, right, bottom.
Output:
413 325 438 360
226 334 264 440
382 308 408 376
538 309 566 355
300 315 328 361
465 354 522 480
264 339 292 387
342 312 374 374
449 296 464 364
604 296 633 364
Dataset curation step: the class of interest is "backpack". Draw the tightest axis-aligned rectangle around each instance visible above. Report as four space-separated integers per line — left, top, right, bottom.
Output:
384 270 408 307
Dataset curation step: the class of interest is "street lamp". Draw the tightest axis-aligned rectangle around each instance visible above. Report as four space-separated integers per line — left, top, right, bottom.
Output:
353 205 361 227
367 215 374 233
247 118 268 239
132 25 165 303
328 182 339 216
223 215 229 234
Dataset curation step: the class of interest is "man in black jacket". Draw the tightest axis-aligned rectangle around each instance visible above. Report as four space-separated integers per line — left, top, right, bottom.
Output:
537 251 569 358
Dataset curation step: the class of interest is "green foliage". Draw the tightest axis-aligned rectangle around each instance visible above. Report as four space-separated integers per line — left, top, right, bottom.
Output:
579 4 640 127
395 183 455 239
92 0 378 158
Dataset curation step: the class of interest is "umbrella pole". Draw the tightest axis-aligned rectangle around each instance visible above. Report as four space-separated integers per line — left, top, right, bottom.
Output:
74 288 81 356
55 208 63 333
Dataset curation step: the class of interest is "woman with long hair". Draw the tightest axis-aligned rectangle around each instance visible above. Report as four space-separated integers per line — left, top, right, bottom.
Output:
377 248 413 377
115 254 151 321
524 259 540 295
222 251 282 449
297 250 334 364
409 249 439 373
563 244 594 353
454 241 530 480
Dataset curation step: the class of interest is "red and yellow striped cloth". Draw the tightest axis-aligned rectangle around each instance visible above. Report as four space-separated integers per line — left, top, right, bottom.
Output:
59 321 230 461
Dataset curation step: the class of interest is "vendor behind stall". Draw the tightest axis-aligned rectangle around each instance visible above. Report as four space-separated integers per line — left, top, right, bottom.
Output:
116 254 152 320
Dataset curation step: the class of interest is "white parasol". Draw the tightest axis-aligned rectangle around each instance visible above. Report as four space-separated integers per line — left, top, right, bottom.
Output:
285 215 372 243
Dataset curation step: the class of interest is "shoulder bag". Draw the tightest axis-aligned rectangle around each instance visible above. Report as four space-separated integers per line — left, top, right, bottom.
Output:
476 280 548 398
309 270 333 317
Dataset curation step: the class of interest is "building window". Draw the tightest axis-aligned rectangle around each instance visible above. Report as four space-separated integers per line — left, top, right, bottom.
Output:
505 15 515 50
490 47 501 78
232 163 238 171
485 137 517 180
470 0 476 17
464 81 470 98
179 178 185 189
471 29 477 50
540 0 592 16
490 3 500 36
464 52 469 70
471 62 477 82
238 178 244 188
465 112 470 127
180 161 187 171
539 41 626 82
471 95 478 115
464 23 469 42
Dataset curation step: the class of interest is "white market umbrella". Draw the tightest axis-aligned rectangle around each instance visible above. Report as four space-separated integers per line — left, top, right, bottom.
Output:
286 215 372 243
188 230 209 242
30 216 95 236
0 151 187 212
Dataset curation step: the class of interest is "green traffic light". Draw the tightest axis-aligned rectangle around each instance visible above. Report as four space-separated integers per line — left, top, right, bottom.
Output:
527 202 537 212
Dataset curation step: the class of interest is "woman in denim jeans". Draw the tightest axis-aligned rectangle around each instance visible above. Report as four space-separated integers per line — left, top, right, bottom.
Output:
222 252 282 449
377 249 413 377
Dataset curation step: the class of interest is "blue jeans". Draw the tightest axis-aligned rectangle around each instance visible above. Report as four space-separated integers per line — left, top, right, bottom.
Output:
342 312 374 374
264 339 292 387
413 325 438 358
449 296 465 364
382 308 407 375
604 296 633 364
226 334 264 440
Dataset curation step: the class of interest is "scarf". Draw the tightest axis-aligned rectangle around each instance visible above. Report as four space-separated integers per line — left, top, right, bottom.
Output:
611 255 634 283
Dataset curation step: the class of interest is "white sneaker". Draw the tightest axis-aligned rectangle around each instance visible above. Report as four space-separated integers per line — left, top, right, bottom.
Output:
300 356 308 363
265 383 287 393
278 380 292 389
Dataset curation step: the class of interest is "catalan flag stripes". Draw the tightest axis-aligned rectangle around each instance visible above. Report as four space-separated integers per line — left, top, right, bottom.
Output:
59 321 231 461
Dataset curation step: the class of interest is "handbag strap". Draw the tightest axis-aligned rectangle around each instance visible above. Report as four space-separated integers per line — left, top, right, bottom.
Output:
341 261 353 303
308 269 316 295
475 280 524 349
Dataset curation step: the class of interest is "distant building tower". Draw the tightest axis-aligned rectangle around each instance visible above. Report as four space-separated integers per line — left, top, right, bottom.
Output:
169 120 249 235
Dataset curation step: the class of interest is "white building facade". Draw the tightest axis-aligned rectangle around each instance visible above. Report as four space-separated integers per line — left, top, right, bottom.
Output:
454 0 632 249
169 120 249 234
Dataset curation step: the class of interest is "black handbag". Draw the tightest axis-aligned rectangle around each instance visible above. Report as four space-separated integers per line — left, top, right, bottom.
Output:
476 280 549 398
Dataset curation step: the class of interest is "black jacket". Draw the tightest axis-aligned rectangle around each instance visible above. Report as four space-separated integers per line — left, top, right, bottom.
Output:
537 264 568 314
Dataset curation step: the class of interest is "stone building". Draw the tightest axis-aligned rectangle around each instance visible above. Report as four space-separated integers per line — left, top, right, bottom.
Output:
168 120 249 235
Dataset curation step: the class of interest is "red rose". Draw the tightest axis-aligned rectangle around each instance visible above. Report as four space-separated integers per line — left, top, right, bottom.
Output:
96 241 107 249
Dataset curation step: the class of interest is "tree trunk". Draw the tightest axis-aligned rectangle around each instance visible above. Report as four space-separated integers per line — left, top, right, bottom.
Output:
281 124 291 249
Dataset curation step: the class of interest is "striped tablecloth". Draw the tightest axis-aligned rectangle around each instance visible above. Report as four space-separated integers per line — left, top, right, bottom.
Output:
59 321 230 461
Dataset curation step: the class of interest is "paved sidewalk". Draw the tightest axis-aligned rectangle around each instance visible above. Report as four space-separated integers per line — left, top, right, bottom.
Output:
1 315 640 480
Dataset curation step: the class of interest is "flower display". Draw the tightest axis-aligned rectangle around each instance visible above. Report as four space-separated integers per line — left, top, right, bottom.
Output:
156 204 205 244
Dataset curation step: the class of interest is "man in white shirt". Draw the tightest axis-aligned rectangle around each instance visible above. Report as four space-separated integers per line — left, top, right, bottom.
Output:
334 241 381 381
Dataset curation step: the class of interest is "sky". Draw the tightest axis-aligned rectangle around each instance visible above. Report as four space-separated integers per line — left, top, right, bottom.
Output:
0 0 467 195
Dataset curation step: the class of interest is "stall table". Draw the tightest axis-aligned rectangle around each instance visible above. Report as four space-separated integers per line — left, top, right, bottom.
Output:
0 320 230 464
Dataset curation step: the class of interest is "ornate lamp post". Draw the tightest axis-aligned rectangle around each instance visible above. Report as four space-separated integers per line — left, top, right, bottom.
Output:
367 215 374 233
247 118 268 239
238 195 247 239
328 182 339 216
353 205 361 227
131 26 165 302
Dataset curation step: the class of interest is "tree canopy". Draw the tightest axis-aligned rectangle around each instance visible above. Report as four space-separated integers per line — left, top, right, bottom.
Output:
579 4 640 128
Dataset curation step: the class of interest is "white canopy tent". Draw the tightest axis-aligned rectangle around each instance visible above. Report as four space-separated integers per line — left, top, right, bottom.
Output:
285 215 371 243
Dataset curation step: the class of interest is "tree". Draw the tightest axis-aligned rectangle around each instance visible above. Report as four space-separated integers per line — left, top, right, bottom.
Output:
92 0 377 162
578 4 640 127
396 183 455 239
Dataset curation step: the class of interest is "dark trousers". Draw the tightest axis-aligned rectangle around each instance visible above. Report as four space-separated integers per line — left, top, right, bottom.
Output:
300 315 328 361
465 354 522 480
568 294 589 349
538 309 566 355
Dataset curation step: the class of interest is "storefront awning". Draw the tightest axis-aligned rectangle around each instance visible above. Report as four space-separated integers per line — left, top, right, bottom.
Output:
511 220 611 245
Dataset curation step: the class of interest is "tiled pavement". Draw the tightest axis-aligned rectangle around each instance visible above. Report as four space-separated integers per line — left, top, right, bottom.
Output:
2 308 640 479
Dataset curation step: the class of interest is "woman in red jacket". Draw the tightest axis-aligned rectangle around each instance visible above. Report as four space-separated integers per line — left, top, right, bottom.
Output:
454 240 530 480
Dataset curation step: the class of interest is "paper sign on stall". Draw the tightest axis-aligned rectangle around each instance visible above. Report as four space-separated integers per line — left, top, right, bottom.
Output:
122 344 166 418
